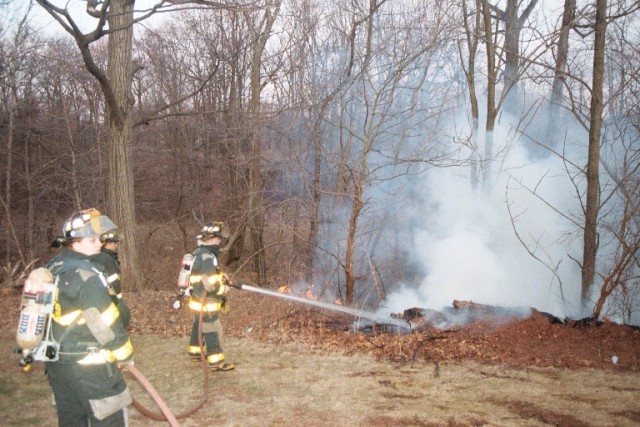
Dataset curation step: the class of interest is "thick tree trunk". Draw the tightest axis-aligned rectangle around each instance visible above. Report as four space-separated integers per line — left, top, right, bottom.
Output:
345 181 364 306
106 0 141 289
549 0 575 109
546 0 575 150
503 0 521 112
582 0 607 311
502 0 538 113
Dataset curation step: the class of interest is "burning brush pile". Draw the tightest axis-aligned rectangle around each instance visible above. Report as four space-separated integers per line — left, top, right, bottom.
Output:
390 299 537 330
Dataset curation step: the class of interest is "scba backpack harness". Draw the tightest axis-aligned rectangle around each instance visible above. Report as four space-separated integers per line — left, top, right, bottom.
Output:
15 258 114 370
173 252 195 309
172 248 228 311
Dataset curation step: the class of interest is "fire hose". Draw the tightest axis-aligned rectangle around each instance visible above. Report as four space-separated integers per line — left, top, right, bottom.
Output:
122 280 405 424
121 292 212 425
124 279 396 425
120 364 181 427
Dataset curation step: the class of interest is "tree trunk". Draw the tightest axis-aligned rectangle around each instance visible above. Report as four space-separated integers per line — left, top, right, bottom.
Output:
502 0 538 113
345 180 364 305
481 0 497 194
60 93 83 209
305 120 322 281
503 0 521 112
25 138 34 260
549 0 575 109
4 99 16 264
245 1 281 285
459 0 482 190
546 0 575 150
106 0 142 289
224 59 245 266
582 0 607 311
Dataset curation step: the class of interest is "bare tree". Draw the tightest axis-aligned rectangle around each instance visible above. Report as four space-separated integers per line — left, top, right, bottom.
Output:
468 0 544 193
509 1 640 319
458 0 482 189
581 0 607 309
545 0 576 150
490 0 539 113
593 137 640 320
479 0 500 194
589 8 640 320
1 4 34 267
243 0 281 285
315 0 455 305
32 0 253 288
33 0 145 286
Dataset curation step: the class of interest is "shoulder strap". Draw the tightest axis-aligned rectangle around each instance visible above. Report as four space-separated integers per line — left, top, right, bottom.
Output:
48 257 94 275
192 247 204 256
49 257 112 293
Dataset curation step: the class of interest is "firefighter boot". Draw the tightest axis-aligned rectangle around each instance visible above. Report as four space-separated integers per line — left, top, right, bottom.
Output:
209 361 235 372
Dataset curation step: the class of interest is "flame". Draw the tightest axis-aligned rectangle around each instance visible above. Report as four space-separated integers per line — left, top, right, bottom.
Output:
278 285 291 294
278 283 334 303
334 298 343 305
305 286 318 300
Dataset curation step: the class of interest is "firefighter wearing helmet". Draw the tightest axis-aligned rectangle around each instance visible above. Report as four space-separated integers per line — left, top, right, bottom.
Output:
45 208 134 426
91 231 131 329
187 222 235 371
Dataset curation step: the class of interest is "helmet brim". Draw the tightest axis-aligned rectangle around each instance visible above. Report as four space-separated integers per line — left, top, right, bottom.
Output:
72 215 118 238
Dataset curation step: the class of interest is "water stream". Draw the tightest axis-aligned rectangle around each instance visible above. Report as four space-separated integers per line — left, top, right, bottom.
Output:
238 284 411 331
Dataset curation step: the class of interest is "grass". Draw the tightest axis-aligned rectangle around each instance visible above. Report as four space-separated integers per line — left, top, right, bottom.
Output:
1 331 639 426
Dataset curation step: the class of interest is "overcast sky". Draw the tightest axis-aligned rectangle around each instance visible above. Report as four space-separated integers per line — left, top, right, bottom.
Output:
8 0 167 37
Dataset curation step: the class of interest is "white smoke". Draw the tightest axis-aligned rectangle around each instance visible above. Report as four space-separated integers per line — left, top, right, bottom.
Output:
379 116 585 320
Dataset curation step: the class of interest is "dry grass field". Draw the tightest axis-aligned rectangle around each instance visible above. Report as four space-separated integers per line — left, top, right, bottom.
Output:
1 333 640 427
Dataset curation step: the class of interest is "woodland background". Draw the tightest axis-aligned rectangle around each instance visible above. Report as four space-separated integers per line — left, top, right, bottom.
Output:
1 0 639 324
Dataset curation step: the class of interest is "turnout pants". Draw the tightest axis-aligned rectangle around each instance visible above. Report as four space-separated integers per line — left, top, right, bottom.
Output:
188 311 226 364
46 361 131 427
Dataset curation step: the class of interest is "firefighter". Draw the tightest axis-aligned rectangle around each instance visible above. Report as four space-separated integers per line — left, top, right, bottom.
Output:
92 231 131 329
187 222 235 371
45 208 134 426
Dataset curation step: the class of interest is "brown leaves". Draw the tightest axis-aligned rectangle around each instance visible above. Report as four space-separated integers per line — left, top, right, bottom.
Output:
4 289 639 371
